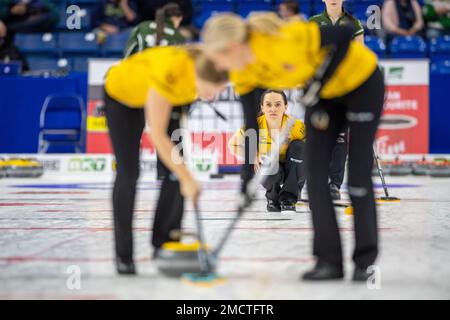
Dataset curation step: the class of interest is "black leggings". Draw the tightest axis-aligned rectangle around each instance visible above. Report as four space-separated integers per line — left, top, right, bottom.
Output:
262 140 306 202
329 129 348 189
104 91 185 262
304 67 385 269
239 88 266 190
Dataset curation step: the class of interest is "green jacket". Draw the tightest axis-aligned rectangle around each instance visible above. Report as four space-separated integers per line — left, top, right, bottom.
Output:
423 1 450 29
0 0 59 24
309 10 364 38
124 19 185 58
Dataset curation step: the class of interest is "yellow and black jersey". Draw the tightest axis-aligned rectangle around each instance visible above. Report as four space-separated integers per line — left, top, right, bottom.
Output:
229 114 305 163
105 46 197 108
230 20 377 98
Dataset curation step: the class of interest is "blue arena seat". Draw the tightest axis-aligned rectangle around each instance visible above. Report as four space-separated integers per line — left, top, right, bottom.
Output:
237 3 273 17
352 7 370 26
71 56 89 72
67 0 97 4
26 57 71 71
430 59 450 75
390 36 427 58
365 35 387 58
14 33 58 55
38 94 86 154
429 36 450 60
58 32 99 56
193 1 235 29
311 1 325 15
272 0 313 16
102 31 131 57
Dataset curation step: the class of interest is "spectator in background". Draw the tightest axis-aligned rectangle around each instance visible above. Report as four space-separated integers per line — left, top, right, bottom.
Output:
278 0 304 21
0 0 58 43
424 0 450 38
382 0 424 38
310 0 364 43
124 3 185 58
124 2 185 58
135 0 193 25
92 0 138 42
0 19 29 70
135 0 196 40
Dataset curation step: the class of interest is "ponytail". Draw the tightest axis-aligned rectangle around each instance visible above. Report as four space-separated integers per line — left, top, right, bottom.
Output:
155 2 183 45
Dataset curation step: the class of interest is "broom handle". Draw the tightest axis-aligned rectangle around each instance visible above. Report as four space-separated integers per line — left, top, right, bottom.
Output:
373 145 390 198
180 110 212 273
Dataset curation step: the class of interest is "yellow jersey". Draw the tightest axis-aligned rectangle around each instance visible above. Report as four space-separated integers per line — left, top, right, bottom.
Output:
230 20 378 99
230 114 305 163
104 46 197 108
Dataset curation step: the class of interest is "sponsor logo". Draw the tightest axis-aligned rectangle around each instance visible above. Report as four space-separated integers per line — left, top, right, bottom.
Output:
68 158 106 172
381 66 405 81
379 114 418 130
375 136 406 154
141 160 157 172
388 66 404 80
191 157 213 172
111 159 156 172
40 159 61 171
385 91 419 111
87 116 108 132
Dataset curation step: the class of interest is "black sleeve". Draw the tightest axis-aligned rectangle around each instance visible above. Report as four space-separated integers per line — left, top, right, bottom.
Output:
239 88 265 191
318 25 355 84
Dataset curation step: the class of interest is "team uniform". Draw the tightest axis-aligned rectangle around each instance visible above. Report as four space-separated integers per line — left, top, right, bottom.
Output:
124 19 185 58
104 46 197 264
231 20 383 278
309 9 364 38
231 114 306 210
309 10 365 198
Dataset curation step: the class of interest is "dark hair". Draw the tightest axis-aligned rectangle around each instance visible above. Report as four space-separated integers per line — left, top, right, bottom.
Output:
260 89 288 106
280 0 300 15
258 90 288 117
155 2 183 45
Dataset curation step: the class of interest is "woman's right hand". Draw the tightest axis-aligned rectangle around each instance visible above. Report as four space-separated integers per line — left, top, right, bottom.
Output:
180 175 202 204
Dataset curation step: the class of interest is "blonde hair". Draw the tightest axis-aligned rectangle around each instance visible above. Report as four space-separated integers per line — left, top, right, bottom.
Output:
201 12 284 51
186 46 229 84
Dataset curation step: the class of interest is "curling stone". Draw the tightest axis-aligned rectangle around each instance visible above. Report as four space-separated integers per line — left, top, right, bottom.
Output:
428 158 450 178
5 158 44 178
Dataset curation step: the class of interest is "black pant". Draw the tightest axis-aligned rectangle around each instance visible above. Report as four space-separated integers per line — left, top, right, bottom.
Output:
104 91 185 261
304 68 385 269
239 88 266 190
262 140 306 203
329 129 348 189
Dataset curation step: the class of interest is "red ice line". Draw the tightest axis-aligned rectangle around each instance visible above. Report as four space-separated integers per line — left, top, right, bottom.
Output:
0 227 395 232
0 255 315 264
0 203 66 206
